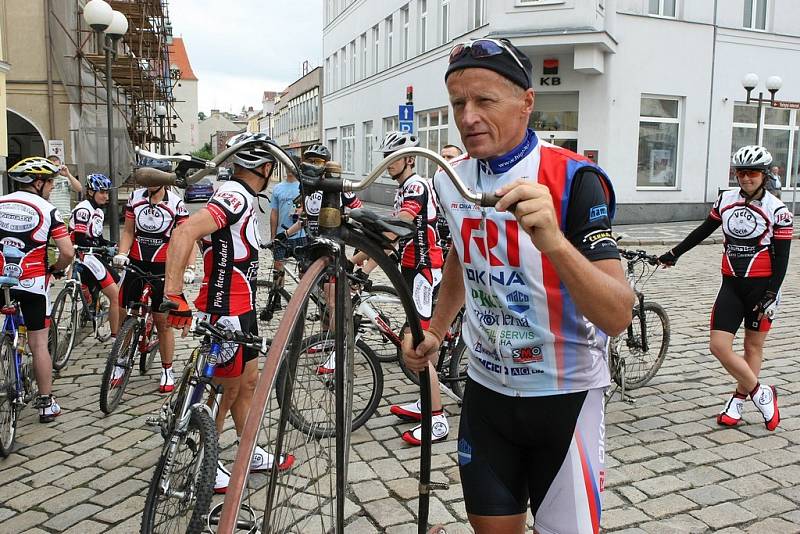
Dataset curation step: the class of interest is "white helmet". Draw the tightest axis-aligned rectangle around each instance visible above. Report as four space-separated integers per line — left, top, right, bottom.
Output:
731 145 772 172
377 131 418 154
226 132 276 169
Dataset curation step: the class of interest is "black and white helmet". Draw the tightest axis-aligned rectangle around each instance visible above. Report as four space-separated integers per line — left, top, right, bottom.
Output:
731 145 772 172
226 132 276 169
304 144 331 162
377 131 418 154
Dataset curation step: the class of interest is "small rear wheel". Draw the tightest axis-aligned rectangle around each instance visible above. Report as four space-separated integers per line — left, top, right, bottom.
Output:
99 317 140 414
0 336 18 457
50 286 79 371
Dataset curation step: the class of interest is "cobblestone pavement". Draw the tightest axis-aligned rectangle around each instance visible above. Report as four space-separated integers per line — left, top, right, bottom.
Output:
1 242 799 533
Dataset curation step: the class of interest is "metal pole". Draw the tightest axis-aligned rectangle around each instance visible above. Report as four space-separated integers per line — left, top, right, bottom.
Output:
105 35 119 242
159 117 165 154
755 91 764 145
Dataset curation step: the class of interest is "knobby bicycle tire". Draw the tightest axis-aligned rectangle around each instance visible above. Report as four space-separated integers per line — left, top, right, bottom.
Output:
275 333 383 438
0 336 18 457
50 286 79 371
99 317 141 414
448 339 469 400
614 301 670 390
141 406 218 534
139 313 159 375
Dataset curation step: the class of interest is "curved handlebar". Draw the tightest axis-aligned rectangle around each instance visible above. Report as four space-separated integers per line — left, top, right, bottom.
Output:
619 248 660 266
193 320 267 352
124 263 165 279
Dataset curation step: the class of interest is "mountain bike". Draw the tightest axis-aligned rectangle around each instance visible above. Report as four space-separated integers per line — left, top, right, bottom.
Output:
258 242 323 327
608 248 671 402
99 263 163 414
0 247 40 457
49 246 115 370
141 319 266 534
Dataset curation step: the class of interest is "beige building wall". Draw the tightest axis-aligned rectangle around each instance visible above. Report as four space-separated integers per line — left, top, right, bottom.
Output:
5 0 72 168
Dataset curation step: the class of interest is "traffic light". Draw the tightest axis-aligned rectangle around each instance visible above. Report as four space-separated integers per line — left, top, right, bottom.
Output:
406 85 413 105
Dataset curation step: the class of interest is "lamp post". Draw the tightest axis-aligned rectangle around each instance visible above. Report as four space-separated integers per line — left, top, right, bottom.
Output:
83 0 127 242
741 72 783 145
156 104 167 153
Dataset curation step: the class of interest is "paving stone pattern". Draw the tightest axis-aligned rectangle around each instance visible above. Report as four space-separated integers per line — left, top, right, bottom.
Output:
1 242 799 532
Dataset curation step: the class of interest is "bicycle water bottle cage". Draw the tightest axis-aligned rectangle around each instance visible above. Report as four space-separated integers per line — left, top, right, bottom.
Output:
349 209 415 242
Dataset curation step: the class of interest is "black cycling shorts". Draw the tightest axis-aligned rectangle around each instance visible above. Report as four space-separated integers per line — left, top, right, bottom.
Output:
120 260 165 312
458 379 605 533
11 290 49 331
79 254 119 293
711 276 774 334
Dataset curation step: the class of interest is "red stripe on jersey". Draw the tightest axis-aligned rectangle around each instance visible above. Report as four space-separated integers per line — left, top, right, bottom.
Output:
73 224 88 234
537 148 569 388
205 204 228 229
152 243 168 263
400 200 422 217
746 248 772 277
774 227 793 239
51 225 68 240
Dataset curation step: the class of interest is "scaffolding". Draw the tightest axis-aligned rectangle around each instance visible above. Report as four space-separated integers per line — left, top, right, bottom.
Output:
48 0 178 181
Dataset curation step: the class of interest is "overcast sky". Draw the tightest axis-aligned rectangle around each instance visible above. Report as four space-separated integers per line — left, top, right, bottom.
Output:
169 0 323 114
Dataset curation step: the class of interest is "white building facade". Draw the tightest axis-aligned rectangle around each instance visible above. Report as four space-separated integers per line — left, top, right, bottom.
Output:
322 0 800 221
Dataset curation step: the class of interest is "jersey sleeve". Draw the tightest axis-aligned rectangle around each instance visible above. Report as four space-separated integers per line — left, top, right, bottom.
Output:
565 169 620 262
71 207 91 234
773 205 794 240
124 192 135 220
709 192 723 221
269 186 281 210
175 199 189 226
205 189 246 229
343 192 362 210
397 180 427 218
50 208 69 240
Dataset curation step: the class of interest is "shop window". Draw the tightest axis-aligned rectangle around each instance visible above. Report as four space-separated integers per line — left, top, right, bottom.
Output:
637 96 681 188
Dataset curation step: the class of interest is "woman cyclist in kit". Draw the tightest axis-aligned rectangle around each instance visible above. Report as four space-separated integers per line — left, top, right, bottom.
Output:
659 145 791 431
113 182 191 393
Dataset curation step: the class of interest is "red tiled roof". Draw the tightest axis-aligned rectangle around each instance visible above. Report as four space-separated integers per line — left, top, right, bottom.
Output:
168 37 197 81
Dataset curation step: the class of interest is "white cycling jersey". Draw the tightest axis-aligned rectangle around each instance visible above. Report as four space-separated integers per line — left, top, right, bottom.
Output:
434 134 618 397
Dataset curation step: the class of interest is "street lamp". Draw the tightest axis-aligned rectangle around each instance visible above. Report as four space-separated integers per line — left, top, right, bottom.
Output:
83 0 127 241
156 104 167 154
742 72 783 144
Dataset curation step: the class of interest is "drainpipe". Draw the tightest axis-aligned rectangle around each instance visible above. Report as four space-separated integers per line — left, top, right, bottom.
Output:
702 0 719 204
44 0 55 143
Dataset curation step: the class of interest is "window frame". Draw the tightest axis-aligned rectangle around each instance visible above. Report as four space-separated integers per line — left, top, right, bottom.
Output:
360 33 367 81
636 95 683 190
647 0 677 18
349 40 356 85
469 0 486 30
441 0 450 45
385 15 394 68
341 124 356 174
363 120 374 176
416 107 450 179
419 0 428 54
401 5 410 62
373 24 380 74
743 0 768 31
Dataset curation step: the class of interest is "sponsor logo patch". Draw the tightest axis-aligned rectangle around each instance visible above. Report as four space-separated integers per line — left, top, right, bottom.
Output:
589 204 608 222
512 346 543 364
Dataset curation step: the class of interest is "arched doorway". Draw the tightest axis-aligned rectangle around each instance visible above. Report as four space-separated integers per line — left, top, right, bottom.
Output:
6 109 47 193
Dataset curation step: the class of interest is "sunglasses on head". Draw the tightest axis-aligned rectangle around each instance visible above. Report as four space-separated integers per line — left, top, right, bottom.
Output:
449 38 528 82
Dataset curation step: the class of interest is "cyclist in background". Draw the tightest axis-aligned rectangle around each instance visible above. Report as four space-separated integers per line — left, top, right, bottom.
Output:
163 132 294 494
113 183 190 392
404 38 632 533
660 145 791 432
352 131 450 446
69 173 120 341
0 157 74 422
440 144 463 162
269 156 306 282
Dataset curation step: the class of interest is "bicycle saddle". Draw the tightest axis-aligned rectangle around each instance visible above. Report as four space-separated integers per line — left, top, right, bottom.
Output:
349 209 414 240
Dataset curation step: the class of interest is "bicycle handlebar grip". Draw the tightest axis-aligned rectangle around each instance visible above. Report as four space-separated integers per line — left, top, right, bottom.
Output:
132 167 177 187
479 192 503 208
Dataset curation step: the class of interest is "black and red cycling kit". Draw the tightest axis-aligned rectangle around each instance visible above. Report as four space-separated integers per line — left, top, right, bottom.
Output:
120 188 189 310
70 198 118 292
670 188 793 333
0 191 69 330
303 190 362 236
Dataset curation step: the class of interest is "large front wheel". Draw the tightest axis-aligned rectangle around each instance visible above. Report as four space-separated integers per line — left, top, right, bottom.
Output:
615 302 670 390
99 317 140 414
141 407 218 534
50 286 79 371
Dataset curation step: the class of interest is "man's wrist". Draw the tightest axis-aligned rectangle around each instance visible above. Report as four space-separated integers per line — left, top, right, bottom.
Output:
540 233 570 258
426 325 445 345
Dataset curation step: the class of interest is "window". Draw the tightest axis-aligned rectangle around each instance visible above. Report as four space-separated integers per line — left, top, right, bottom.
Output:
417 107 449 178
342 125 355 173
340 47 347 89
363 121 374 173
637 96 681 188
419 0 428 54
730 102 798 187
441 0 450 44
647 0 676 17
528 93 579 152
401 6 410 62
383 116 399 136
385 16 393 68
360 33 367 80
325 57 331 93
469 0 486 30
743 0 767 30
373 25 380 74
349 41 356 84
332 52 338 91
